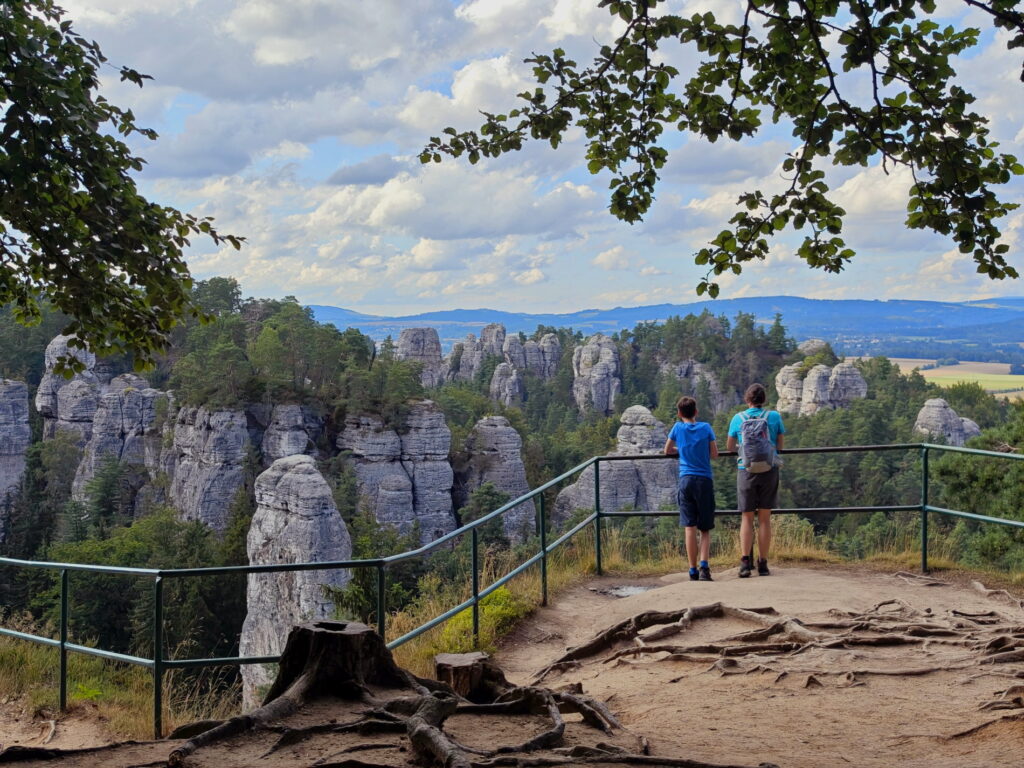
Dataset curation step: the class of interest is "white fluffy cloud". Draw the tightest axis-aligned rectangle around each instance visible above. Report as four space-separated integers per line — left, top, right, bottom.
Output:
54 0 1024 311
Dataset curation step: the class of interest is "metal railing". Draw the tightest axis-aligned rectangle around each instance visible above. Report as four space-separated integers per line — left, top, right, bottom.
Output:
2 441 1023 738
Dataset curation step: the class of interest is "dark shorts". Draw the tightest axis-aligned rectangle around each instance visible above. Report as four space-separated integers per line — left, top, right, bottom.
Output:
677 475 715 531
737 467 780 512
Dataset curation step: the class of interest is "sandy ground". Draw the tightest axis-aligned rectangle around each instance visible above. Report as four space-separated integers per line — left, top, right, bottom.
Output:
495 564 1024 768
2 564 1023 768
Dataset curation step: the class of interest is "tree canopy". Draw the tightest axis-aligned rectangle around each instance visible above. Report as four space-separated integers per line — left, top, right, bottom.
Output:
422 0 1024 297
0 1 240 371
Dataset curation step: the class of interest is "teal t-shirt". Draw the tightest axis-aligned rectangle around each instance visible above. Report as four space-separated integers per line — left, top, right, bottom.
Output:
727 408 785 470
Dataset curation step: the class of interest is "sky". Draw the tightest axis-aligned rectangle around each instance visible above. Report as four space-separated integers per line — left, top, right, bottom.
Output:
61 0 1024 315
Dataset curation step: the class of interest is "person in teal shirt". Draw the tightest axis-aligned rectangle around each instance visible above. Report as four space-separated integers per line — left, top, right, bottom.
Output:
726 383 785 578
664 396 719 581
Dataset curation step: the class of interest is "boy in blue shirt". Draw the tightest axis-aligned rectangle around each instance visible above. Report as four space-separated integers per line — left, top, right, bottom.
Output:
663 396 719 581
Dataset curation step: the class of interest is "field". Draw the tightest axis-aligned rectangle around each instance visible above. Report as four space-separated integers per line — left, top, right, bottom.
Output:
876 357 1024 399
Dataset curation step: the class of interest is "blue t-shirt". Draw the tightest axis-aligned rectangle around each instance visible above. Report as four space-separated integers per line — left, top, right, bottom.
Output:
667 421 716 479
728 408 786 469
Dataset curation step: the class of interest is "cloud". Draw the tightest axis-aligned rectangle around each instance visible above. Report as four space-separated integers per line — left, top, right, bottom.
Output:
592 246 632 271
328 155 411 186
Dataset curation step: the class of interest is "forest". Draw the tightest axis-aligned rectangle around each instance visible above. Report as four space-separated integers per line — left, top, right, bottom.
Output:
0 276 1022 700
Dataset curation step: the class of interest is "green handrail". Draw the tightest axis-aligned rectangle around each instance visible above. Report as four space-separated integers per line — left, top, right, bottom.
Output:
2 442 1023 739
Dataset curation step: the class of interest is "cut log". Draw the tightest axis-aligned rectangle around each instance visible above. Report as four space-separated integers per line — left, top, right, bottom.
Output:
435 652 513 702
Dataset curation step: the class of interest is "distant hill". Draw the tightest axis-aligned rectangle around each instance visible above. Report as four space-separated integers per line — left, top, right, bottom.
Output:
309 296 1024 352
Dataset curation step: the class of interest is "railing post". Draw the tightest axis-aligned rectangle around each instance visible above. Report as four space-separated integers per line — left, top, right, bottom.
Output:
920 446 930 574
471 528 480 647
539 494 548 607
152 576 163 740
59 569 68 712
594 460 603 576
376 565 386 639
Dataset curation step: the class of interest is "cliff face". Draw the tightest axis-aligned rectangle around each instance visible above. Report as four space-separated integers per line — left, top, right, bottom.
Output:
571 334 621 416
337 400 455 543
396 328 446 388
446 323 506 382
489 363 523 407
239 455 352 707
167 407 251 531
261 404 323 463
913 398 982 447
553 406 676 526
776 361 868 416
35 335 101 444
455 416 535 542
660 360 739 415
0 380 30 541
71 376 169 508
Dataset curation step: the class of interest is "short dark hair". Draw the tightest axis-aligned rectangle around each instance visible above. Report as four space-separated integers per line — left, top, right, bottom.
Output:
744 383 767 406
676 396 697 419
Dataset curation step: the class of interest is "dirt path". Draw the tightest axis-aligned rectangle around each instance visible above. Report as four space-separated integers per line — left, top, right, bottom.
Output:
494 564 1024 768
3 564 1022 767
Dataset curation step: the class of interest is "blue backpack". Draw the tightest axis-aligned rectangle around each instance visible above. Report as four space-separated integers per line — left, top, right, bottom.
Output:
739 409 777 473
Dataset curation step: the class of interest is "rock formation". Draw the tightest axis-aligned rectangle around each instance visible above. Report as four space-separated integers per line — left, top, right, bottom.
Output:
660 360 739 415
797 338 831 356
522 333 562 379
455 416 535 542
488 362 523 407
571 334 621 415
502 334 527 371
239 455 352 707
0 380 30 541
35 335 102 443
71 375 169 506
913 398 982 447
799 364 833 416
261 404 323 462
446 324 506 382
776 361 868 416
168 407 252 531
336 400 455 542
396 328 446 388
553 406 676 526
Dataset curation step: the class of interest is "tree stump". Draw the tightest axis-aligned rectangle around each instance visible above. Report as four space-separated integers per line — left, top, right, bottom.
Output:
263 620 407 704
434 651 513 702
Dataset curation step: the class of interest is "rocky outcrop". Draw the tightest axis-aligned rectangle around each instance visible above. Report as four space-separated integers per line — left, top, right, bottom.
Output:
799 364 833 417
167 407 251 531
571 334 621 415
553 406 676 526
502 335 527 371
0 380 30 540
455 417 535 542
660 360 739 415
35 335 102 443
71 376 168 505
489 363 523 407
776 361 868 416
828 361 869 408
446 324 506 382
522 333 562 379
261 404 323 462
797 339 830 356
913 399 982 447
396 328 446 388
336 400 455 542
239 455 352 707
775 364 805 414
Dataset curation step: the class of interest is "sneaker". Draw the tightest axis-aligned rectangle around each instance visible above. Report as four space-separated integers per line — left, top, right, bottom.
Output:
689 568 699 581
699 565 713 581
757 558 770 576
739 556 752 578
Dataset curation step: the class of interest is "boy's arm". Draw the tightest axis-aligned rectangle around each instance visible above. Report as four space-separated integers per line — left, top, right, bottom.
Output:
709 439 719 459
726 436 738 452
776 434 784 451
663 437 678 456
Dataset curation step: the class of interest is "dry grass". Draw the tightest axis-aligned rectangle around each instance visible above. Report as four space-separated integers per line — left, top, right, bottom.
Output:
0 614 240 740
